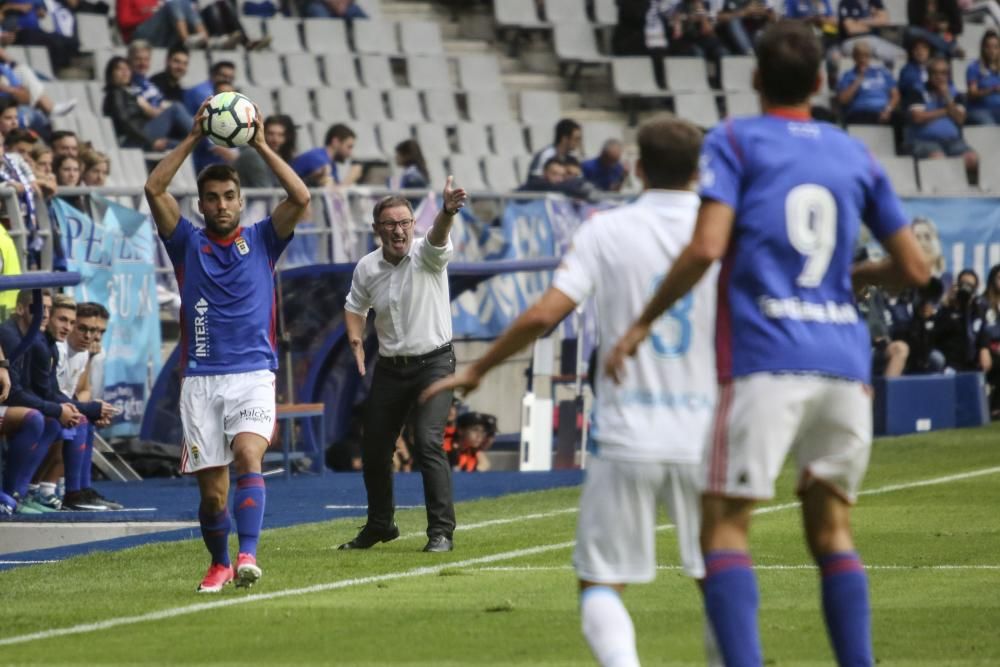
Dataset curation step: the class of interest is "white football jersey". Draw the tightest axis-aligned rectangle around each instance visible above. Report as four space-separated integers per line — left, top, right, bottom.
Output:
553 190 718 463
55 340 89 398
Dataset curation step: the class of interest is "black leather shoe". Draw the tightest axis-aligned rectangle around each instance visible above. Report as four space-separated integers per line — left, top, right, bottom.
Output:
338 523 400 550
422 535 453 553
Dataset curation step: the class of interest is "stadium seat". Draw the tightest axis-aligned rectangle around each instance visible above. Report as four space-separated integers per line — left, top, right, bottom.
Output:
724 92 758 117
526 122 552 152
553 23 608 64
355 0 382 18
979 153 1000 193
241 18 265 43
518 90 561 125
665 57 711 92
310 88 352 121
387 89 426 123
880 156 919 193
302 19 350 54
489 122 529 155
248 52 286 87
398 20 444 56
407 55 454 91
263 17 303 53
456 122 491 156
966 126 1000 192
24 45 54 80
465 90 514 123
352 88 388 121
345 120 383 161
611 57 669 98
721 56 755 92
673 93 721 128
415 123 451 160
118 149 150 189
495 0 546 28
592 0 617 25
185 51 211 88
881 0 908 24
241 85 276 117
97 115 118 149
425 156 449 188
83 82 104 114
377 121 413 156
847 125 896 157
581 120 622 158
358 55 395 88
423 90 460 124
77 14 112 50
959 23 990 59
322 55 361 88
917 157 973 193
284 53 324 87
951 58 972 93
483 155 520 191
352 19 398 55
278 86 316 119
513 154 530 182
457 54 504 91
545 0 589 23
448 155 487 190
50 114 76 135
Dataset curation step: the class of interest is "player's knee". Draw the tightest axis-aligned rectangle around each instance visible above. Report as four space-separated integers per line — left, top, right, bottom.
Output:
200 490 227 514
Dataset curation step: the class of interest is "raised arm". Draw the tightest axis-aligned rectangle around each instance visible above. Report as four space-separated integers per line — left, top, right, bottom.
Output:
427 176 468 247
248 107 310 240
144 98 210 239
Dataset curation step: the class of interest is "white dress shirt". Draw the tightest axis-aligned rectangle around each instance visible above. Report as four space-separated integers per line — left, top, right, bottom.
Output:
56 340 90 398
345 236 453 357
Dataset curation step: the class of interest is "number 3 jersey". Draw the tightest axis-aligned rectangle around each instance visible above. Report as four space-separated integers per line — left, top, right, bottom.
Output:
699 112 910 384
553 191 718 464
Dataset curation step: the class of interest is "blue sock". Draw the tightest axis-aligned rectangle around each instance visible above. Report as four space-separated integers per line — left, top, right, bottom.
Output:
820 552 873 666
234 473 265 557
3 410 46 498
703 550 763 667
81 423 95 489
199 506 231 566
62 420 89 493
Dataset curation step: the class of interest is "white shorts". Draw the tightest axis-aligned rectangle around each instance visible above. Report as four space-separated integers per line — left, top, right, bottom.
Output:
573 455 704 583
706 373 872 502
179 370 276 474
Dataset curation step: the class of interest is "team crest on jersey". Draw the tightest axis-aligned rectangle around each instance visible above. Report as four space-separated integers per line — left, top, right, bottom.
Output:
191 444 200 463
235 237 250 255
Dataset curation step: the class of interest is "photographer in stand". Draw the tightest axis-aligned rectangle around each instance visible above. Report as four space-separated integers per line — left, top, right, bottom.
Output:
933 269 991 373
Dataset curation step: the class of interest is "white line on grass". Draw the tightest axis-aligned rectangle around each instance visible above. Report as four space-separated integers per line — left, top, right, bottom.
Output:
325 505 423 510
0 560 60 565
473 564 1000 572
1 464 997 648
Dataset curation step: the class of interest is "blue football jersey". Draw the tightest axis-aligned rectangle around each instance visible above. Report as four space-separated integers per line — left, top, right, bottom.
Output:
698 112 909 383
162 216 292 376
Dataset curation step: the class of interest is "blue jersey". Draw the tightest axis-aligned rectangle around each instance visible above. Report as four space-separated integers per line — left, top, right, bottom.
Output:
698 113 909 383
161 216 292 376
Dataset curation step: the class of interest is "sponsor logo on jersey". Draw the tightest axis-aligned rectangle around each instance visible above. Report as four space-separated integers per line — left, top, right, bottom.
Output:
191 444 200 463
237 407 271 424
758 296 859 324
194 297 210 358
235 237 250 255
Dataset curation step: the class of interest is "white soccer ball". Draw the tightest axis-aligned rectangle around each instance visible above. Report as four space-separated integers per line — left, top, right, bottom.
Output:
202 91 257 148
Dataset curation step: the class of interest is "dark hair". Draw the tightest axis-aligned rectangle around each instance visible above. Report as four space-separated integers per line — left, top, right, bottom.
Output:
563 154 581 168
197 164 241 198
51 130 78 144
957 268 979 289
636 113 702 190
5 128 36 146
210 60 236 76
394 139 429 181
927 56 951 74
264 114 297 163
553 118 581 145
16 287 51 306
167 43 190 59
0 97 18 116
372 195 413 224
324 123 355 146
755 21 823 106
542 156 564 172
104 55 130 90
53 153 81 184
987 264 1000 301
77 302 110 319
981 30 999 63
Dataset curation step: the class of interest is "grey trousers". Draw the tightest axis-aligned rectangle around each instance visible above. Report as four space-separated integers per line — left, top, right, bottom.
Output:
361 347 456 538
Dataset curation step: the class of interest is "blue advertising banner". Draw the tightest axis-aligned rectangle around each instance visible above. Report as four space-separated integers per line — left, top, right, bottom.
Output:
53 196 162 437
899 197 1000 284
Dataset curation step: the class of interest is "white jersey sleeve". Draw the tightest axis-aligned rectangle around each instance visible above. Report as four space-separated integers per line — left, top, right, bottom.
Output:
552 222 600 305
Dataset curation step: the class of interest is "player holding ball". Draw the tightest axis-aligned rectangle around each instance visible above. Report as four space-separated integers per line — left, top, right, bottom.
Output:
144 96 311 593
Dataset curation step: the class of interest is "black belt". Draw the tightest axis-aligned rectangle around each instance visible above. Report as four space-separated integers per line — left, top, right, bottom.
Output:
378 343 453 367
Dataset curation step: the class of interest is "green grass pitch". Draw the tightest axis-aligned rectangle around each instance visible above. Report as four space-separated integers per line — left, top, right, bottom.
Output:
1 424 999 665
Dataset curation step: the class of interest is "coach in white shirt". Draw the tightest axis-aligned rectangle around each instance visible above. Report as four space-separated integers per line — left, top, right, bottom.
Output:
339 177 468 554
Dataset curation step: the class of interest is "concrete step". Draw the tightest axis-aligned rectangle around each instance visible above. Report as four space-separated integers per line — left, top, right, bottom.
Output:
445 39 493 54
502 72 566 91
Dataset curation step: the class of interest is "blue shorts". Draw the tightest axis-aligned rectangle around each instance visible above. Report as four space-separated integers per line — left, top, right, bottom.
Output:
910 137 972 158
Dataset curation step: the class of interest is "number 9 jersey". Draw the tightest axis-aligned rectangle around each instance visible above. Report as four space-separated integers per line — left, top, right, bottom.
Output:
699 113 910 384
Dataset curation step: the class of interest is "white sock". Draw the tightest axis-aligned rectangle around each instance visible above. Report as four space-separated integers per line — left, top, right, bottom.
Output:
704 617 724 667
580 586 640 667
39 482 57 496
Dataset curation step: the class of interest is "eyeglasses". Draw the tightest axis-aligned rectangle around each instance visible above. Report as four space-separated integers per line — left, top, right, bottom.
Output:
376 218 413 231
77 325 107 336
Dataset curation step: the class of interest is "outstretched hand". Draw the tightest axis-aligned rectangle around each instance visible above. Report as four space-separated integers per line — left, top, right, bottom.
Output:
442 175 468 215
419 366 482 404
250 103 266 149
191 98 211 140
603 322 651 385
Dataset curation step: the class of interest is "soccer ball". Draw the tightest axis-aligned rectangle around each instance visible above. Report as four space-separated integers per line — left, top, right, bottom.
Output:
202 92 257 148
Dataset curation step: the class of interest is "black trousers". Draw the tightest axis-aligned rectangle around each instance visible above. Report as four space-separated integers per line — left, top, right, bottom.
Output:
361 348 456 538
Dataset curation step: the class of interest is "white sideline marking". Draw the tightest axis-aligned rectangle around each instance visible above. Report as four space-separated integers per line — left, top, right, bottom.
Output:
474 564 1000 572
1 465 997 648
325 505 422 510
0 560 59 565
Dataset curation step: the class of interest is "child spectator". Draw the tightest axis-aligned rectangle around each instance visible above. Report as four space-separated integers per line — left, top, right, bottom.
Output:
899 34 932 99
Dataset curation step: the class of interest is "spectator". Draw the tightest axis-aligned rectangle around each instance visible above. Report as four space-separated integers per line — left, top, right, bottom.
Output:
520 156 568 192
838 0 907 64
391 139 429 190
966 30 1000 125
8 0 80 72
899 278 948 374
528 118 581 178
0 97 19 134
904 56 979 184
934 268 990 372
906 0 963 57
858 283 909 377
234 113 295 187
666 0 729 66
149 43 189 103
50 129 79 158
103 56 190 151
0 215 20 317
200 0 270 49
611 1 671 86
304 0 368 19
116 0 211 48
79 148 111 186
183 59 234 115
837 40 900 124
716 0 775 55
4 127 36 160
784 0 840 54
898 33 932 99
0 110 42 268
129 39 195 125
291 123 356 185
0 47 76 118
980 264 1000 415
453 412 491 472
582 139 628 191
